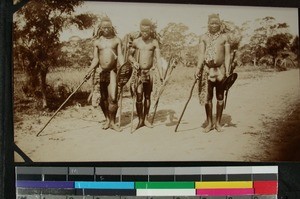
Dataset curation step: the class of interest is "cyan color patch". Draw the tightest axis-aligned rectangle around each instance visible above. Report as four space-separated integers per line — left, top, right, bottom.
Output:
74 181 135 189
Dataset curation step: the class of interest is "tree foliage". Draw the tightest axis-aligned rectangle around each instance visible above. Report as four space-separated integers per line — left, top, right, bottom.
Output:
239 16 293 66
13 0 97 108
159 23 198 66
291 36 299 58
266 33 292 65
221 20 243 51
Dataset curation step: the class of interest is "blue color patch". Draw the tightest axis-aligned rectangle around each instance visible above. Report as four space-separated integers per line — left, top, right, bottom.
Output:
75 181 135 189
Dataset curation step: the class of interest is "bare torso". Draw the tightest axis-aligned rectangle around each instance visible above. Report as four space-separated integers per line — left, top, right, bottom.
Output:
133 37 156 70
95 36 120 71
202 33 227 67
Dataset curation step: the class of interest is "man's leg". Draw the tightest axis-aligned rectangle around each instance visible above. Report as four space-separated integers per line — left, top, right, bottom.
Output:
135 83 144 130
215 81 225 132
100 82 109 129
143 82 153 128
203 81 214 133
108 70 121 132
92 68 101 108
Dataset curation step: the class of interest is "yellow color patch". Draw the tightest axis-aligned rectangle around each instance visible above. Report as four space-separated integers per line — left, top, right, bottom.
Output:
195 181 253 189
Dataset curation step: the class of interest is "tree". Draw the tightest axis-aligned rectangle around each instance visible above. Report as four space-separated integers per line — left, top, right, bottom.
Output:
13 0 97 108
160 23 197 61
221 20 243 51
291 36 299 59
240 16 292 67
160 23 185 59
266 33 292 66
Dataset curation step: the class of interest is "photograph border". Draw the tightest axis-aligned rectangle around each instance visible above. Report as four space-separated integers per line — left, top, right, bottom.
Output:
1 0 300 198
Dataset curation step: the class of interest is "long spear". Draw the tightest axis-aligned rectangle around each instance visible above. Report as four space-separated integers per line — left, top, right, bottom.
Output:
175 65 202 132
151 56 176 125
118 34 130 126
224 50 238 109
174 78 199 132
36 67 95 137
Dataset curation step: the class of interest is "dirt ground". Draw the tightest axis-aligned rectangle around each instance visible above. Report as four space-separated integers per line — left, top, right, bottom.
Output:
14 69 300 162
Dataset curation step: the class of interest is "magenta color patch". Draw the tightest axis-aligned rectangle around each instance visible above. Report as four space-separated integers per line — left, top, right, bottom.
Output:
196 188 254 196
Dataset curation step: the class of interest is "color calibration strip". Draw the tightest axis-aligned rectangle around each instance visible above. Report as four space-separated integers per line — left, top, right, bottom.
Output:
15 166 278 199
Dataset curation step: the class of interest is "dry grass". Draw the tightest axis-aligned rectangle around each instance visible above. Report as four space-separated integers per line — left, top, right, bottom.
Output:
13 64 291 115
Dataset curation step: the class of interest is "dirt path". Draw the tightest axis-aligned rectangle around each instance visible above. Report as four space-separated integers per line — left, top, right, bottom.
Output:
14 69 300 162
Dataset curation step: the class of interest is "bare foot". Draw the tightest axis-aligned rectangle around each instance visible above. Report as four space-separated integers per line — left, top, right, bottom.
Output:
102 120 109 130
203 123 214 133
215 123 224 132
110 123 122 132
144 120 153 128
135 121 145 130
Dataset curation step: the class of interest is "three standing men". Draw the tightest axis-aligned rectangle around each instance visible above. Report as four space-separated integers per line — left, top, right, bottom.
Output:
89 14 231 133
195 14 231 133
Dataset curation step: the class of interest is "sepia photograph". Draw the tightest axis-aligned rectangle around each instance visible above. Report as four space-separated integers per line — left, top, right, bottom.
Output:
13 0 299 162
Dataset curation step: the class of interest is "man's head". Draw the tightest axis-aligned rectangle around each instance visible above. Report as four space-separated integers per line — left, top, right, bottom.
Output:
98 16 114 37
208 14 221 34
140 18 153 40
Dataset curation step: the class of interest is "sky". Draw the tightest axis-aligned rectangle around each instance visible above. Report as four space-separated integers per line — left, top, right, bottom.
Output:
59 1 299 41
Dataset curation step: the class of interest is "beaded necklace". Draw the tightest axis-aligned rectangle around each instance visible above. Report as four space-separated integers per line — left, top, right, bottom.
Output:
205 31 221 62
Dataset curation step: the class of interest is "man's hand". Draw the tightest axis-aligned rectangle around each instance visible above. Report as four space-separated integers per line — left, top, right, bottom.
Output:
132 61 139 70
160 77 164 83
194 71 201 80
225 71 230 78
85 72 92 80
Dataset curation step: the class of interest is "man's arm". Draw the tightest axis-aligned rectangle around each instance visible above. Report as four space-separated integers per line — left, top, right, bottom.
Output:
153 40 163 82
128 40 139 69
88 41 99 71
195 36 205 78
224 34 231 77
86 41 100 79
117 37 125 66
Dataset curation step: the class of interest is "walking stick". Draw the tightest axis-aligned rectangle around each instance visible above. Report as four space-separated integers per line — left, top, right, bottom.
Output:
175 77 199 132
224 50 237 109
118 35 130 127
151 57 176 125
130 93 135 133
118 88 123 126
36 67 95 137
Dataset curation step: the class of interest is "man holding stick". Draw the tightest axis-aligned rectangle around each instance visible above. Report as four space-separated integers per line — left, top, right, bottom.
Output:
128 18 163 130
87 16 124 132
195 13 230 133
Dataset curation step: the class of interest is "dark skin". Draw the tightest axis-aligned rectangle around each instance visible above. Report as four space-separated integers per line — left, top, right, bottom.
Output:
129 25 163 130
88 20 124 131
195 16 230 133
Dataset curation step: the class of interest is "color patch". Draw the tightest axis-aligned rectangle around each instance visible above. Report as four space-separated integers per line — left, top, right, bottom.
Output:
136 189 196 196
16 181 74 188
75 189 136 196
74 181 134 189
196 188 254 196
253 181 278 195
135 182 195 189
195 181 253 189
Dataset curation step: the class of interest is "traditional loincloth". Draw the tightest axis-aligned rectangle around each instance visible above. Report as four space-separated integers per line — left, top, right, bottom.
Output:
198 63 225 105
198 69 208 106
130 69 153 95
204 61 226 82
138 69 151 83
91 68 114 107
100 70 111 83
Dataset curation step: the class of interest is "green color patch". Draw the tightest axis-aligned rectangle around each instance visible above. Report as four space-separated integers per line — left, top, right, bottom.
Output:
135 182 195 189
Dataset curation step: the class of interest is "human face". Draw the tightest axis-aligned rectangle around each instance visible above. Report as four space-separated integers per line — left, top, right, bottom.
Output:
208 18 221 34
140 25 151 40
100 21 113 37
